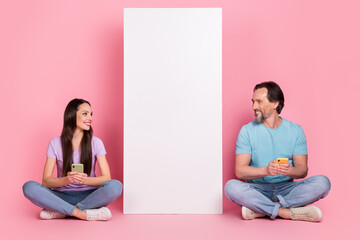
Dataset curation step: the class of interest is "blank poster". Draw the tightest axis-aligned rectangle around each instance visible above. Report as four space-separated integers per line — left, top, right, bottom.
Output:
124 8 222 214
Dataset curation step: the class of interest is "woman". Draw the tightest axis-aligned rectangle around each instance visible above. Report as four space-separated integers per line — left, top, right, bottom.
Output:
23 99 122 220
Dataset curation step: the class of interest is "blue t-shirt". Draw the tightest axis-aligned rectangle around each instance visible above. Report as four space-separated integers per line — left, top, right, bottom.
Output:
236 118 307 183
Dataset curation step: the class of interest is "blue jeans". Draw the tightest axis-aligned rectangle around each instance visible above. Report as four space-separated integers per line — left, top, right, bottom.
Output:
224 175 331 219
23 180 122 216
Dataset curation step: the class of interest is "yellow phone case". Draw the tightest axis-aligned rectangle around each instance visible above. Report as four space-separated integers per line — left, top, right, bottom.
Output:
276 158 289 164
71 164 84 173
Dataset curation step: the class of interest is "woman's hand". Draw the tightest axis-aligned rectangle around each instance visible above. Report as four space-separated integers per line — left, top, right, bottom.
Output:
79 155 111 186
73 172 88 185
66 172 76 184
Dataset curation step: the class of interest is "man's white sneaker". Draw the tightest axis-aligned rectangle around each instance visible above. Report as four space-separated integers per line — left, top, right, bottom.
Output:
290 205 322 222
242 206 266 220
86 207 112 221
40 210 67 220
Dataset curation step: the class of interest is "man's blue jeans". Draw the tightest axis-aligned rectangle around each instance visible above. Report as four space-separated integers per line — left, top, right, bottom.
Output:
23 180 122 216
224 175 331 219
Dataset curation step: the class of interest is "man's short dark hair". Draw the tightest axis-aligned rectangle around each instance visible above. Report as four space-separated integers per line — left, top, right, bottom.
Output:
254 81 285 114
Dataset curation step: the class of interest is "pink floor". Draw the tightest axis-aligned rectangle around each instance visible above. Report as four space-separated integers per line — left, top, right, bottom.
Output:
4 191 356 240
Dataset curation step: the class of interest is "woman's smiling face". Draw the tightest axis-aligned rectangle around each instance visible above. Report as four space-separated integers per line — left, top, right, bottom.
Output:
76 103 93 131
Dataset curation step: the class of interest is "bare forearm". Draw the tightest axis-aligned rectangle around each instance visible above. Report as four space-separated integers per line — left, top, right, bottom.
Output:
42 177 70 188
236 164 307 180
236 166 268 180
84 176 111 186
288 165 308 179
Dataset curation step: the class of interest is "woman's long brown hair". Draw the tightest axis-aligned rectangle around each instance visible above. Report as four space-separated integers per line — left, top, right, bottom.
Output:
61 99 93 176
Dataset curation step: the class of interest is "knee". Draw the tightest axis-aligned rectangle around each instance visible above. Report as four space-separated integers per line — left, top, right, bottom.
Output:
22 181 41 199
224 179 246 200
310 175 331 197
316 175 331 195
104 180 123 198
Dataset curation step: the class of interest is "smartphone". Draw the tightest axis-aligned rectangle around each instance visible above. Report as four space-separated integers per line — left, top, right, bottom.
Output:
276 158 289 164
71 163 84 173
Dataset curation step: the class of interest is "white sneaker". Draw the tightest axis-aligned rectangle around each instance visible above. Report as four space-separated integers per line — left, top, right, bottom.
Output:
86 207 112 221
40 210 67 220
242 206 266 220
290 205 322 222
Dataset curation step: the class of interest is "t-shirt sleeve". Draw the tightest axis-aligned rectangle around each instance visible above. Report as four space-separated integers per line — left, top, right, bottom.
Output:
236 126 252 154
94 137 107 157
46 140 57 159
293 126 308 155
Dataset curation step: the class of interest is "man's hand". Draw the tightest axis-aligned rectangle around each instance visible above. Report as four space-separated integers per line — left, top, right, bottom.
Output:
277 163 292 176
266 160 279 176
266 161 293 176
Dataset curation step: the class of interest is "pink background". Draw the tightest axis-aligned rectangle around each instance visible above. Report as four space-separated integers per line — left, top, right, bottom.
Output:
1 0 358 239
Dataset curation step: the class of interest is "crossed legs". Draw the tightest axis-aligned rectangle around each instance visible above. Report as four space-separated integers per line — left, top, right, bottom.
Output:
224 175 331 220
23 180 122 220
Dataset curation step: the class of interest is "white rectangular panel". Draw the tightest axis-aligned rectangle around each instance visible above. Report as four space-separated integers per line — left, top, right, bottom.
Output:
124 8 222 214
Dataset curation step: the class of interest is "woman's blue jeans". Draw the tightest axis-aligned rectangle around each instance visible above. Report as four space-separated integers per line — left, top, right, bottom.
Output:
23 180 122 216
224 175 331 219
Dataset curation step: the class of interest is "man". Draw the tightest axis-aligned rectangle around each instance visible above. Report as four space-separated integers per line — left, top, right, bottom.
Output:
224 81 331 222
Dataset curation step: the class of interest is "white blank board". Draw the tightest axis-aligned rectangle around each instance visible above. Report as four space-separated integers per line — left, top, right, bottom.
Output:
124 8 222 214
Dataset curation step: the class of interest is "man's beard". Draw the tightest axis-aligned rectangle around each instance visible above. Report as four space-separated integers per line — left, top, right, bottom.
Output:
254 110 267 123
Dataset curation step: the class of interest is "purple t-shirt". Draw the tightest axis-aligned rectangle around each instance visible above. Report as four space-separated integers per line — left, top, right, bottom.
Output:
46 136 107 192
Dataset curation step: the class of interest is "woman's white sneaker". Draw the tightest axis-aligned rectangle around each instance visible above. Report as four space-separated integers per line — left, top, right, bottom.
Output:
242 206 266 220
290 205 322 222
40 210 67 220
86 207 112 221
